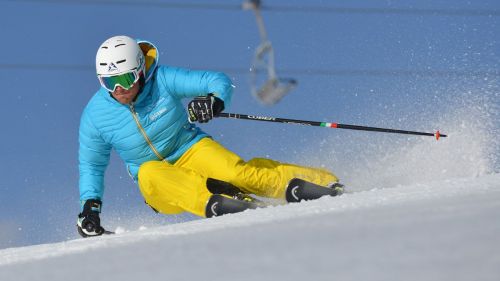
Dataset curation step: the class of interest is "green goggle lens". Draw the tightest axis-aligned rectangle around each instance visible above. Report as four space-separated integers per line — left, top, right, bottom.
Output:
99 71 139 92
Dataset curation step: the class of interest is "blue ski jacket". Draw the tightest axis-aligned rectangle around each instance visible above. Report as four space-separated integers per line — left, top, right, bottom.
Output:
79 39 234 203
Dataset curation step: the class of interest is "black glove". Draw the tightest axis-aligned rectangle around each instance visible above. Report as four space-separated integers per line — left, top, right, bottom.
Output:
188 94 225 123
77 199 104 238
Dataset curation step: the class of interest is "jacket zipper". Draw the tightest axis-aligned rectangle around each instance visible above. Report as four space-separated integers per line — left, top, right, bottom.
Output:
129 103 166 161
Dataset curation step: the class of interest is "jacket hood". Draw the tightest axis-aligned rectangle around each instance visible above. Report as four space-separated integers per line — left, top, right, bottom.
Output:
137 39 159 83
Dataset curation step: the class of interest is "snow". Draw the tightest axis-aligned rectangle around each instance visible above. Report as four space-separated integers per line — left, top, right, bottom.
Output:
1 173 499 281
1 73 498 281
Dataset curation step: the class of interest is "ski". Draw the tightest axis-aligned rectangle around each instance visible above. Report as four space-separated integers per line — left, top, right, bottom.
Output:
103 229 115 235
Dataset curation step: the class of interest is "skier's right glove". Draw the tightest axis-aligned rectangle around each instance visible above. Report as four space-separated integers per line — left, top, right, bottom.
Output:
77 199 104 238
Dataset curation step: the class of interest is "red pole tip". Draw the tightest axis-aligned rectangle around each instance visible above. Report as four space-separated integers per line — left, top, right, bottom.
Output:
435 130 441 140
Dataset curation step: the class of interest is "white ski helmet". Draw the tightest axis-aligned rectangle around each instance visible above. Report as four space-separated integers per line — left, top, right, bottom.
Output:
95 35 145 92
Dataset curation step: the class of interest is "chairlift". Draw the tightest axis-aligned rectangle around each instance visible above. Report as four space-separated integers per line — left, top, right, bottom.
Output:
243 0 297 105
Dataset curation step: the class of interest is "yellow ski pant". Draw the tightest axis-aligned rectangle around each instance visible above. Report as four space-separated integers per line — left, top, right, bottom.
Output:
138 137 338 217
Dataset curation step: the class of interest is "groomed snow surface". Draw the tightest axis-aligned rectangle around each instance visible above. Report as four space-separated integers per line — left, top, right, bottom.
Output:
1 173 499 281
1 86 498 280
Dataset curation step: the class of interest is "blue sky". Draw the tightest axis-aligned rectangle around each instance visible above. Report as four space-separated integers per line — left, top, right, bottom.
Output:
0 0 498 248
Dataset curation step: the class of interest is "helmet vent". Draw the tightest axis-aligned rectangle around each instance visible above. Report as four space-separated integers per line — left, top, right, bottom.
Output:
115 44 126 47
99 63 107 66
116 59 126 64
101 46 108 49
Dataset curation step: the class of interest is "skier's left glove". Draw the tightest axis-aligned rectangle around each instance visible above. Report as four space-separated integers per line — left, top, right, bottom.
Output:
188 94 225 123
77 199 105 238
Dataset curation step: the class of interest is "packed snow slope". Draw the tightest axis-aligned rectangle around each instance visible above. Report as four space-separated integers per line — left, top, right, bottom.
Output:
1 173 499 281
1 74 498 281
1 80 499 280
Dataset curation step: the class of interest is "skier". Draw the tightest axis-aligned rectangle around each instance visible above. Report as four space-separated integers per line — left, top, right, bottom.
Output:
77 35 344 237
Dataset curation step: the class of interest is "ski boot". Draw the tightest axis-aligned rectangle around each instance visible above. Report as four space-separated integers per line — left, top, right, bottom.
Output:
205 194 259 218
205 178 267 218
285 178 344 203
206 178 266 207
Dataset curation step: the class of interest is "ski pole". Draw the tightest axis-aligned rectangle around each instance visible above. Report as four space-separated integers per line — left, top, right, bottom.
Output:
217 112 446 140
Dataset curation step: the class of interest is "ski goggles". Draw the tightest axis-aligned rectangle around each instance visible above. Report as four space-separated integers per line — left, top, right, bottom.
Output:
98 68 142 92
